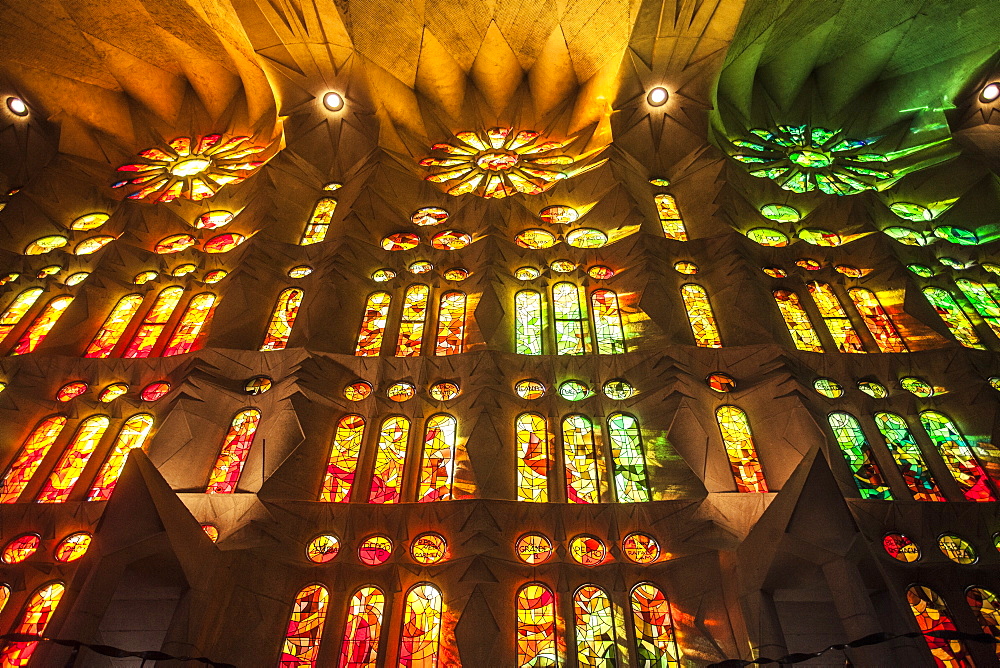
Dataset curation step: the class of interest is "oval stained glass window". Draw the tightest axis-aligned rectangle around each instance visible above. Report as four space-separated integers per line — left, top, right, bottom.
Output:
907 263 934 277
515 267 540 280
798 229 841 247
603 379 634 400
835 265 864 277
747 228 788 247
381 233 420 251
558 380 590 401
900 377 935 397
760 204 800 222
134 270 159 285
74 235 116 255
983 263 1000 275
990 377 1000 393
569 535 607 566
813 378 844 398
443 268 470 281
56 381 88 402
201 524 219 542
858 381 887 398
411 207 448 226
938 534 977 564
890 202 933 221
155 234 196 254
203 233 245 253
707 373 735 393
515 379 545 400
565 228 608 249
549 260 576 273
288 265 313 278
431 230 472 250
358 535 393 565
883 533 920 562
933 226 979 245
408 260 434 274
882 227 928 246
795 259 821 271
411 533 448 564
674 261 698 274
587 265 614 279
622 532 660 564
54 532 92 563
25 235 69 255
307 534 340 563
344 381 373 401
70 213 109 230
429 381 460 401
762 266 787 278
515 229 557 249
194 210 233 229
172 263 197 276
244 376 272 395
140 381 170 401
539 205 579 225
515 533 553 564
38 266 61 279
203 269 228 283
1 534 39 564
371 268 396 282
387 382 415 402
99 383 129 402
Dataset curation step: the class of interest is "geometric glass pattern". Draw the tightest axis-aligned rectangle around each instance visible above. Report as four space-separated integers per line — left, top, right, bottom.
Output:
84 293 144 358
921 286 985 350
280 583 330 667
516 583 558 668
206 408 262 494
680 284 721 347
872 412 945 502
162 292 217 356
631 582 681 667
607 412 650 503
826 412 893 499
562 414 601 504
369 417 410 504
918 410 996 502
516 413 549 502
966 586 1000 658
553 282 588 355
321 415 366 503
435 291 466 356
396 285 430 357
0 289 43 346
301 198 337 245
573 585 617 667
905 584 973 667
87 413 155 501
806 281 865 352
0 581 66 667
591 289 627 354
955 279 1000 338
122 287 185 358
515 290 544 355
397 583 442 667
10 295 74 355
356 293 392 356
847 288 908 353
337 586 384 668
715 406 768 493
260 288 303 351
1 534 40 564
773 289 824 352
53 532 91 562
36 415 111 503
417 414 457 502
0 415 68 503
655 194 688 241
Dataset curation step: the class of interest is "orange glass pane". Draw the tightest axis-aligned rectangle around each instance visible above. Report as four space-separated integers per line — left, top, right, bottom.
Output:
84 293 144 358
398 584 443 667
320 415 365 503
301 198 337 245
206 409 261 494
162 292 217 356
417 414 457 502
36 415 111 503
0 416 68 503
87 414 154 501
261 288 303 351
355 293 391 356
122 287 184 358
1 534 40 564
56 381 88 402
358 536 392 566
10 295 74 355
337 586 384 668
516 584 557 668
0 289 43 345
716 406 768 493
54 532 91 562
0 582 65 667
396 285 429 357
280 584 330 667
369 417 409 504
434 291 465 356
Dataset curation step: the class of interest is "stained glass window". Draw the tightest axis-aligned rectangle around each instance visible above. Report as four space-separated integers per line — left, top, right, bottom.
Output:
562 415 600 504
358 536 393 565
280 584 330 667
515 290 544 355
0 289 43 345
553 282 588 355
398 584 443 667
435 291 465 355
369 416 410 504
0 415 68 503
84 294 144 358
1 535 40 563
773 290 824 352
99 383 128 402
388 383 415 402
539 205 578 225
410 534 447 564
715 406 768 493
261 288 303 351
806 281 864 352
418 414 457 502
301 197 337 245
345 382 372 401
873 412 944 502
307 534 340 563
655 194 687 241
847 288 908 353
516 584 558 668
516 413 549 503
123 287 184 358
566 228 607 249
590 289 627 354
906 585 973 667
54 532 91 562
516 534 553 564
607 412 651 503
206 408 262 494
938 534 977 564
11 295 74 355
814 378 843 398
0 582 66 667
573 585 617 666
919 410 996 502
321 415 366 503
631 582 681 667
922 286 985 349
431 229 472 250
428 382 460 401
680 284 721 347
411 207 448 226
356 292 391 356
623 533 660 563
569 535 607 566
515 380 546 400
603 379 635 399
966 586 1000 658
955 279 1000 338
826 412 892 499
883 533 920 562
246 376 272 395
338 587 384 668
382 233 420 251
162 292 217 356
396 285 430 357
56 381 88 402
36 415 111 503
558 380 589 401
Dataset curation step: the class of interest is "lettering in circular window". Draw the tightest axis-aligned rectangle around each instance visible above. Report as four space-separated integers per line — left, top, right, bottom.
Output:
747 228 788 247
857 381 887 399
2 534 40 564
203 270 227 283
372 268 396 282
55 532 92 563
71 213 110 231
408 260 434 274
172 263 197 277
938 534 977 564
622 532 660 564
411 207 448 226
603 379 634 400
515 266 540 280
411 533 448 564
25 235 68 255
99 383 129 402
515 379 545 400
674 261 698 275
358 535 393 566
558 380 590 401
813 378 843 398
565 228 607 249
760 204 800 222
549 260 576 273
288 265 313 278
443 268 470 281
762 266 787 278
539 205 578 225
307 534 341 563
883 533 920 563
515 533 553 564
387 382 415 402
134 270 159 285
431 230 472 251
194 210 234 229
587 265 614 279
75 236 116 255
345 381 373 401
155 234 196 254
900 377 935 398
515 229 557 249
429 381 460 401
57 381 88 402
569 535 607 566
381 233 420 251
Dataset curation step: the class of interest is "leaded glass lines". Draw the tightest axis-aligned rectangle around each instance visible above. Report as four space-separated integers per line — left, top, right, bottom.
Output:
280 584 329 667
806 281 865 352
417 415 457 502
301 198 337 245
356 292 391 356
516 583 558 668
36 415 111 503
922 286 985 349
396 285 430 357
206 408 261 494
369 416 410 504
0 416 67 503
11 295 74 355
123 286 184 358
631 582 681 667
398 583 442 667
607 412 650 503
680 284 721 347
0 581 65 666
919 411 996 502
654 194 687 241
516 412 549 502
261 288 303 351
562 415 601 504
847 288 908 352
573 585 617 667
906 585 973 667
826 412 892 499
434 291 465 355
84 293 143 358
87 414 155 501
515 290 544 355
553 282 588 355
955 279 1000 338
773 289 824 352
591 289 627 354
162 292 217 356
338 586 384 668
0 289 43 345
872 412 944 502
715 406 768 493
321 415 366 502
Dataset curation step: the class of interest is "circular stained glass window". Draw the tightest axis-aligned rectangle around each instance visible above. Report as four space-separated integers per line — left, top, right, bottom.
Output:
172 263 197 277
515 379 545 400
762 266 787 278
515 229 557 249
558 380 590 401
25 235 68 255
515 533 553 564
75 235 116 255
889 202 933 221
307 534 341 563
760 204 800 222
288 265 313 278
54 532 92 563
387 382 415 402
813 378 843 398
549 260 576 273
194 210 233 229
408 260 434 274
515 267 540 280
345 381 373 401
358 535 393 565
429 381 460 401
70 213 110 230
539 205 579 225
411 207 449 226
747 228 788 247
201 524 219 542
989 377 1000 392
134 270 159 285
431 230 472 251
566 228 608 249
411 533 448 564
707 373 735 393
443 268 470 281
587 265 614 279
603 379 634 400
140 381 170 402
99 383 129 403
245 376 272 395
798 229 841 247
2 534 39 564
381 233 420 251
57 381 88 402
883 533 920 563
900 377 935 397
795 259 821 271
938 534 977 564
857 381 887 398
674 261 698 275
372 269 396 282
203 270 228 284
155 234 196 254
622 532 660 564
203 233 245 253
569 535 607 566
906 263 934 278
835 265 864 277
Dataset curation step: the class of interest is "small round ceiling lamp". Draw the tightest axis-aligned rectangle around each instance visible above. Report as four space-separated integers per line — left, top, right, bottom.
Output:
6 97 27 117
323 91 345 112
980 82 1000 103
647 87 669 107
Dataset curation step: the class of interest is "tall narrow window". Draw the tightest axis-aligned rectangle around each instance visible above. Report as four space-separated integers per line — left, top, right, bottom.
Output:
123 287 185 358
715 406 768 493
417 414 457 502
873 412 944 502
356 292 391 356
956 279 1000 338
515 290 544 355
10 295 74 355
435 291 466 355
516 413 549 502
87 414 155 501
206 408 262 494
398 583 443 668
36 415 111 503
631 582 681 668
369 416 410 504
562 415 600 504
654 194 688 241
84 293 143 358
162 292 217 356
553 282 588 355
827 412 893 499
573 585 617 667
922 286 986 349
847 288 908 353
320 415 366 503
773 289 824 352
396 285 430 357
591 289 627 354
607 412 651 503
0 288 43 345
280 584 330 668
337 586 384 668
680 284 721 347
0 581 65 667
906 585 973 667
300 197 337 245
261 288 304 351
966 586 1000 658
0 416 68 503
919 410 996 502
516 584 558 668
806 282 864 352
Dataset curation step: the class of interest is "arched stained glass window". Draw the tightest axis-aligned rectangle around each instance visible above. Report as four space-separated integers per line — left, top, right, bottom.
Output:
435 291 466 356
398 583 443 667
906 585 973 667
590 289 627 355
338 586 384 668
261 288 304 351
847 288 908 353
966 586 1000 658
806 282 865 353
0 415 68 503
162 292 217 356
553 282 588 355
680 284 721 347
631 582 681 668
715 406 768 493
206 408 262 494
0 581 66 667
826 412 892 499
320 415 366 503
955 279 1000 338
562 415 600 504
87 414 155 501
84 293 144 358
919 411 996 502
355 292 391 356
516 583 558 668
773 289 824 352
515 290 544 355
369 416 410 504
280 584 330 668
300 197 337 245
573 585 617 667
654 194 687 241
516 413 549 502
607 412 651 503
11 295 74 355
122 286 185 358
418 414 457 502
396 285 430 357
873 412 944 502
921 287 985 349
0 288 43 345
36 415 111 503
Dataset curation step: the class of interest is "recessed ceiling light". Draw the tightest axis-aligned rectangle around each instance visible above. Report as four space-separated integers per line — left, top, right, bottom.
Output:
980 82 1000 103
647 87 669 107
6 97 27 117
323 91 345 112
